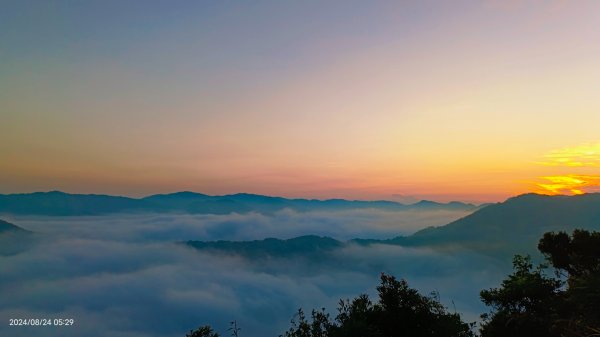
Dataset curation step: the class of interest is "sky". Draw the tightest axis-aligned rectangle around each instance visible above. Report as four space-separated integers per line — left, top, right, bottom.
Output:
2 0 600 202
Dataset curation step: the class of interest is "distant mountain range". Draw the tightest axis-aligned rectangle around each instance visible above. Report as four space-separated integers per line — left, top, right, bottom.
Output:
187 193 600 260
0 191 478 216
6 191 599 262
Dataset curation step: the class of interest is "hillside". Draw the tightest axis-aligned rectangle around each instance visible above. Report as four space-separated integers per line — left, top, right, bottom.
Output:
0 218 29 233
0 218 32 256
387 193 600 257
187 193 600 260
186 235 343 258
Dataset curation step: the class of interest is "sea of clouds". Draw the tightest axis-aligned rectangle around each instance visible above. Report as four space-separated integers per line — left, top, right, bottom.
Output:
0 208 511 337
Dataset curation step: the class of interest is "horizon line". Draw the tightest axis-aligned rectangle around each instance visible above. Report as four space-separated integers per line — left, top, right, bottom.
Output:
0 189 586 206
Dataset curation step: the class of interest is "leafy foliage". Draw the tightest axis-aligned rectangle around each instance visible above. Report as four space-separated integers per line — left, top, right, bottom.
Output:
539 230 600 336
281 273 474 337
479 255 563 337
481 229 600 337
186 325 220 337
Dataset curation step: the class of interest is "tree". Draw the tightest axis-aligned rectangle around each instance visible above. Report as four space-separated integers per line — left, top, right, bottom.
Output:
538 229 600 336
186 325 220 337
479 255 563 337
282 273 474 337
228 321 241 337
374 273 473 337
334 294 378 337
282 308 333 337
481 229 600 337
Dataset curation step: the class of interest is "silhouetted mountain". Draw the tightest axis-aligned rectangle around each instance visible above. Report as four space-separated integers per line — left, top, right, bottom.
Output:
143 191 212 202
410 200 443 208
408 200 477 210
0 218 29 233
387 193 600 257
0 191 478 215
142 191 248 214
150 192 407 213
186 235 343 258
0 219 32 256
186 193 600 260
0 191 149 215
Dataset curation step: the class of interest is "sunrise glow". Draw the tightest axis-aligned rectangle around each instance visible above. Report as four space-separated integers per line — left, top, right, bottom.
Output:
4 4 600 337
2 2 600 202
539 142 600 167
535 175 600 195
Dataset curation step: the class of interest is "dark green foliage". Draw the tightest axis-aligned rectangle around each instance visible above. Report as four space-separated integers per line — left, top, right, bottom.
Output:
374 274 473 337
481 229 600 337
186 325 220 337
538 229 600 278
538 230 600 335
282 273 474 337
479 255 563 337
334 295 378 337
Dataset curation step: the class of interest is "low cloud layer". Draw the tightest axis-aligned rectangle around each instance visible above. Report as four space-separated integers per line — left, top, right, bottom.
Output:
6 208 472 242
0 209 511 337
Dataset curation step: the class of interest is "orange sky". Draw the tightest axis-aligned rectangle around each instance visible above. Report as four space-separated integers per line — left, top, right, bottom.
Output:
2 1 600 202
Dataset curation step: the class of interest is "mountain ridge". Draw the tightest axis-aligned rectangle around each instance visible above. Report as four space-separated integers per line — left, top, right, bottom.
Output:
186 193 600 259
0 191 478 215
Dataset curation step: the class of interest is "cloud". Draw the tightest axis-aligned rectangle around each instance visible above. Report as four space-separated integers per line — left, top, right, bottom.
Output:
533 142 600 195
0 210 510 337
6 208 472 242
535 174 600 195
539 142 600 168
